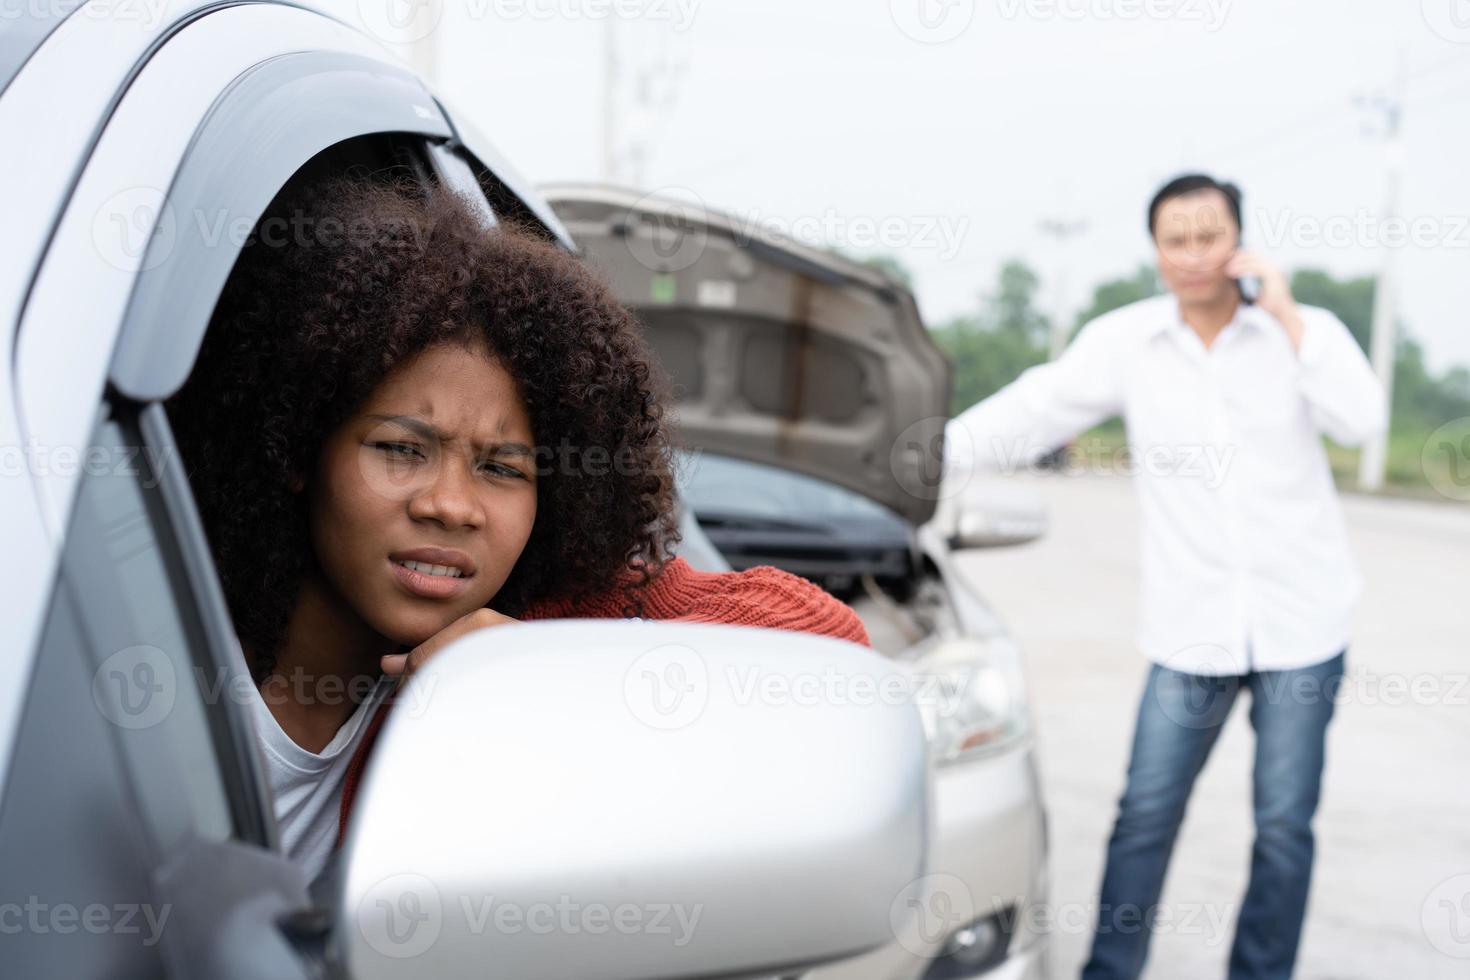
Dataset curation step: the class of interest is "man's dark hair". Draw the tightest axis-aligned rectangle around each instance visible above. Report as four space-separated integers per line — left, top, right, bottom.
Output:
1147 173 1243 238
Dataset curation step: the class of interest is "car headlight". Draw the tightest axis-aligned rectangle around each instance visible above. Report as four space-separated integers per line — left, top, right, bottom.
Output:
910 636 1029 764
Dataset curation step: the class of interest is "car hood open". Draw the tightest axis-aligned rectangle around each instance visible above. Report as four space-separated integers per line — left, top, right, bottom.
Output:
543 185 952 526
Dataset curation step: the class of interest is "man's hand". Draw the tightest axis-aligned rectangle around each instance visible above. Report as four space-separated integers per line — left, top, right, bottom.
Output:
381 607 519 682
1226 249 1305 352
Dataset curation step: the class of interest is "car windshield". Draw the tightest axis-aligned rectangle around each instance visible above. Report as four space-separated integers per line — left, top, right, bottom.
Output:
676 451 904 527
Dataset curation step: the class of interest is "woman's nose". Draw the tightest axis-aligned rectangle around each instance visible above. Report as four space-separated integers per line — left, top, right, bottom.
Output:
408 459 485 530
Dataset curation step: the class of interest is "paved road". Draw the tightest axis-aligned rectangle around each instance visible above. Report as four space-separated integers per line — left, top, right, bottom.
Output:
952 472 1470 980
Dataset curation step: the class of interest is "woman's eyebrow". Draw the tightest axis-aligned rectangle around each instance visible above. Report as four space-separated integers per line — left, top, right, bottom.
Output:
364 413 438 440
365 414 532 455
485 442 534 458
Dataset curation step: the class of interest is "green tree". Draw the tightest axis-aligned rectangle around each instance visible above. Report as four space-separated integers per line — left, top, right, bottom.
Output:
1287 267 1470 432
1071 263 1161 338
855 253 914 289
930 258 1050 414
1289 269 1374 353
989 260 1050 347
932 317 1051 415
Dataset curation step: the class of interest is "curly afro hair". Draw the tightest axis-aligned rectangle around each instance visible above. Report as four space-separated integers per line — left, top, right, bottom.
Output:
169 170 679 679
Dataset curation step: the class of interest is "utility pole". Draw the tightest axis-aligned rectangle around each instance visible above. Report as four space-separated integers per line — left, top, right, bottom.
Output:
1038 216 1089 360
600 20 686 188
601 18 620 181
1356 49 1408 492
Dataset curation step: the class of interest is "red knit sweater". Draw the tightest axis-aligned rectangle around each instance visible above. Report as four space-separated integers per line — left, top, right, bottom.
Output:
334 557 869 844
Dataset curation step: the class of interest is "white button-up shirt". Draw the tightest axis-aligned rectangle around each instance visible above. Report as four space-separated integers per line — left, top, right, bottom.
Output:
946 295 1387 675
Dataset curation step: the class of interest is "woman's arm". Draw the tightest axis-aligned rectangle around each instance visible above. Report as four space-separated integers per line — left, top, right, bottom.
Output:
522 557 871 647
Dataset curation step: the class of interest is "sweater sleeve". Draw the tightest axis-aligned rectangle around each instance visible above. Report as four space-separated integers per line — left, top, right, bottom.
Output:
522 557 871 647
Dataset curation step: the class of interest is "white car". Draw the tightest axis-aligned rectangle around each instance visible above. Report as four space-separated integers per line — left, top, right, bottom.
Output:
546 186 1052 980
0 4 943 979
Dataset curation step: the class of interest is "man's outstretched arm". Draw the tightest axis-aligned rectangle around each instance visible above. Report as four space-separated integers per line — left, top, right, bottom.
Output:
946 316 1126 476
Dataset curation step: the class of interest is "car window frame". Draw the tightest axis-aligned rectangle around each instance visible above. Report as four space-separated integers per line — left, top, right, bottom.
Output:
108 48 456 402
133 400 279 847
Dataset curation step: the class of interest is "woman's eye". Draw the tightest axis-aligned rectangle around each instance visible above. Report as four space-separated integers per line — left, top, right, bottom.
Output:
373 441 424 459
480 461 527 480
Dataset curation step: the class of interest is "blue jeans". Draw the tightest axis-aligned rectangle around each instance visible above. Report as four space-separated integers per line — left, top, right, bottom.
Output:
1081 650 1346 980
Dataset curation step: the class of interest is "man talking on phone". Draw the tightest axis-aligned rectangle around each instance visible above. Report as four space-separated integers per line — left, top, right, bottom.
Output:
945 174 1386 979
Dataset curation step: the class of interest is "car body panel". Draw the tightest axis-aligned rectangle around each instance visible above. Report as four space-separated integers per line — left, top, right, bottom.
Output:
0 0 563 817
109 50 455 402
807 747 1048 980
544 183 952 526
344 621 931 980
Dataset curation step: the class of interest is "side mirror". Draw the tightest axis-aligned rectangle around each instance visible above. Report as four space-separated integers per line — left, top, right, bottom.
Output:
946 483 1048 550
339 620 930 980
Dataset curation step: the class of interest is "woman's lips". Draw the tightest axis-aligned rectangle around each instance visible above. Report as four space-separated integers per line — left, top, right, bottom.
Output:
389 558 473 599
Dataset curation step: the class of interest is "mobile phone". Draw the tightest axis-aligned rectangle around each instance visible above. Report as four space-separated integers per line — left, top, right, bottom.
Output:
1233 241 1259 305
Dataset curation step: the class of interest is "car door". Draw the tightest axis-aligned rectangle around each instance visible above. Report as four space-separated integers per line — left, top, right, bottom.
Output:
2 5 559 976
0 401 313 979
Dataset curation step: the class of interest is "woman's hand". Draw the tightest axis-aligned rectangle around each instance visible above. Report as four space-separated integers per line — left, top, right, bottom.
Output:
381 607 519 681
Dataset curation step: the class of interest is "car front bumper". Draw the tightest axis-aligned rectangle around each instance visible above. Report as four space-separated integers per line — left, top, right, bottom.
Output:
804 740 1049 980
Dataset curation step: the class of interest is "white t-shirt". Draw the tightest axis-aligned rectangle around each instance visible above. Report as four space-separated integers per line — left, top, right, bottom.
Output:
249 676 396 884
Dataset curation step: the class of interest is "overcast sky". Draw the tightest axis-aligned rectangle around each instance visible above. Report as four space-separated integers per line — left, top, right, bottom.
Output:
370 0 1470 372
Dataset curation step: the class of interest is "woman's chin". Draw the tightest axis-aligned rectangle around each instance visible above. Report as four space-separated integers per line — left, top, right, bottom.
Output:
373 609 461 650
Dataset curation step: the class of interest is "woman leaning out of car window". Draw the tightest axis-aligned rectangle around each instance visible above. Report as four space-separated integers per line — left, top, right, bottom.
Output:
167 172 869 885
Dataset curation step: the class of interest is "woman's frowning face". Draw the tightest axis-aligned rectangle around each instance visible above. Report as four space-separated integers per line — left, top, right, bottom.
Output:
308 341 538 647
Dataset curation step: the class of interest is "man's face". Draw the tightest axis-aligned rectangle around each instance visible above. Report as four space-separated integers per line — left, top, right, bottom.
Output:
1152 188 1240 306
307 341 539 647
